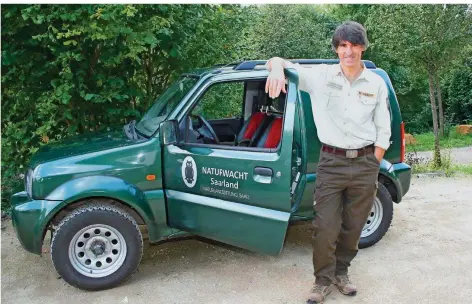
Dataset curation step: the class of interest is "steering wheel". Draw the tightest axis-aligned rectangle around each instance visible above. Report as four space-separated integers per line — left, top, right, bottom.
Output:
191 114 220 144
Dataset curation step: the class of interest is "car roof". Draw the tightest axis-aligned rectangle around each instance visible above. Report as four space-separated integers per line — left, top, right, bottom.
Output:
185 59 377 78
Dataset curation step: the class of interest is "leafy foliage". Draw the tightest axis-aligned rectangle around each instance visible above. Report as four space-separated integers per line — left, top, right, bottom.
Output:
194 82 244 120
243 5 338 60
1 4 248 208
443 51 472 125
366 4 471 165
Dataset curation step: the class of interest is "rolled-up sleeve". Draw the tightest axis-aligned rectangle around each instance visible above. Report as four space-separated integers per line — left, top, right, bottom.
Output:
373 82 392 150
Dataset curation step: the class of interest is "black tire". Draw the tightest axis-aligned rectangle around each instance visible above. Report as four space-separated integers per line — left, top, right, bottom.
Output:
50 203 143 291
359 183 393 249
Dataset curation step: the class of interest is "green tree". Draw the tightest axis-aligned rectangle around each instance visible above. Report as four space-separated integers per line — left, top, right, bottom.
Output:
442 47 472 126
243 4 337 60
1 4 249 209
367 4 471 166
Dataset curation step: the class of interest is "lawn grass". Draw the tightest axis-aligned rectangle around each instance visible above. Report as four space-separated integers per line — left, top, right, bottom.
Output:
453 164 472 175
406 128 472 152
412 163 472 176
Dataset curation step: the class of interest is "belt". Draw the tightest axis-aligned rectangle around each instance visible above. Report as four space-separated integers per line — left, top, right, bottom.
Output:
321 144 374 158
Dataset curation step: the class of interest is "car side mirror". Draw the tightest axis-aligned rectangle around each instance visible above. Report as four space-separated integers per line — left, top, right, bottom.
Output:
159 120 180 146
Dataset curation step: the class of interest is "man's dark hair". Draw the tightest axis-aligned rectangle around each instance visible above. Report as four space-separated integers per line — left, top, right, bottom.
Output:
332 21 369 50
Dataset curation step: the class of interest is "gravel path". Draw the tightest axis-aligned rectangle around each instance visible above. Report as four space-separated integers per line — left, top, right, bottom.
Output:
410 146 472 164
2 176 472 304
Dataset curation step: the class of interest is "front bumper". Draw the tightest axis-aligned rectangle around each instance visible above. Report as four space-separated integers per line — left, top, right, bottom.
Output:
10 191 60 255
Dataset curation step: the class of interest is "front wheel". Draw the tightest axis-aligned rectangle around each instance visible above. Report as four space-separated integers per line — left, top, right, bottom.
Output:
359 183 393 249
51 203 143 290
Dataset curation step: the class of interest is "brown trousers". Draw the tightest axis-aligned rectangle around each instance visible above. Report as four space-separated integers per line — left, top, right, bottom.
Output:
312 148 379 286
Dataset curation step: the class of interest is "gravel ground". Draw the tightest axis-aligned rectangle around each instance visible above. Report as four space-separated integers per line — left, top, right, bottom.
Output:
411 146 472 164
2 176 472 304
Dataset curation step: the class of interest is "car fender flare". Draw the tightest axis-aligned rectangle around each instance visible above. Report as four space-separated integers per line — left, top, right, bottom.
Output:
379 159 409 203
43 175 158 238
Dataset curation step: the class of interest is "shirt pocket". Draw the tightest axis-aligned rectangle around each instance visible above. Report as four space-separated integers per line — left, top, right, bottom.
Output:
356 92 377 122
358 93 377 107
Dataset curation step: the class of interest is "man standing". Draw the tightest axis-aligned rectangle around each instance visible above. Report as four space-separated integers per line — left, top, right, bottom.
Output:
265 21 391 304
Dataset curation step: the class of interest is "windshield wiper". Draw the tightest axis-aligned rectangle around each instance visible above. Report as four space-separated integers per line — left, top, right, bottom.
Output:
123 120 139 140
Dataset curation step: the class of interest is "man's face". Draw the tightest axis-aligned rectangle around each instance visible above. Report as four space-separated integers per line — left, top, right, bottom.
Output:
335 40 365 68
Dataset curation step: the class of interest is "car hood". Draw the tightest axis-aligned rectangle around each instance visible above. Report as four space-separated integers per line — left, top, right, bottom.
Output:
29 130 144 168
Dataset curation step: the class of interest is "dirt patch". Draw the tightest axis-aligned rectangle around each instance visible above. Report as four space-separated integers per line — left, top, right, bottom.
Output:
2 176 472 304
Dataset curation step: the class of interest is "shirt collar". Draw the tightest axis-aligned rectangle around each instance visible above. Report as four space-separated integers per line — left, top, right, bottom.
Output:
334 62 371 83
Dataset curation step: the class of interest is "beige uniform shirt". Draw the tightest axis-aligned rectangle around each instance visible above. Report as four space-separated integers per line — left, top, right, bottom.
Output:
282 62 392 150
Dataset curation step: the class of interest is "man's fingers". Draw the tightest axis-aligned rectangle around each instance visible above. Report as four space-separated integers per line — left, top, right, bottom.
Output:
271 78 277 98
275 79 283 97
266 75 286 98
280 79 286 94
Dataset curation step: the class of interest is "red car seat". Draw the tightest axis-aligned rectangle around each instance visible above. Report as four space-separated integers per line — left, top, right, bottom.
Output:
235 112 273 146
256 117 283 148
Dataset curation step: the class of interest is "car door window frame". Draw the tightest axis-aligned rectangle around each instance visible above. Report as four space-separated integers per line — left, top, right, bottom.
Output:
176 76 289 153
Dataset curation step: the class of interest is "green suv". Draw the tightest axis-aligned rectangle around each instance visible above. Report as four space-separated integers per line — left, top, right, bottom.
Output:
10 59 411 290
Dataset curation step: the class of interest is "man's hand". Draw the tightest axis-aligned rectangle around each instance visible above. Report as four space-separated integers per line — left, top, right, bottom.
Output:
374 147 385 164
265 58 287 98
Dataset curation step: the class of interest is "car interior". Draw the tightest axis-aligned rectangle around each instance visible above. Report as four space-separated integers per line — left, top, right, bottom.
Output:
179 79 287 150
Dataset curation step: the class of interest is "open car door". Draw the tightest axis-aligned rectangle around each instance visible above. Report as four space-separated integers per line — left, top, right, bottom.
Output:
161 70 307 255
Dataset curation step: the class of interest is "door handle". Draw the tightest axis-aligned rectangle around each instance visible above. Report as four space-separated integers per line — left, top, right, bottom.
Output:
254 167 273 184
254 167 273 176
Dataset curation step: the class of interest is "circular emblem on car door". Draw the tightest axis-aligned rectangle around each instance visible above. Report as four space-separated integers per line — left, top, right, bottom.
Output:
181 156 197 188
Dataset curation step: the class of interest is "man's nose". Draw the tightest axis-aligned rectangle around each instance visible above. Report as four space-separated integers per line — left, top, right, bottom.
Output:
346 46 353 55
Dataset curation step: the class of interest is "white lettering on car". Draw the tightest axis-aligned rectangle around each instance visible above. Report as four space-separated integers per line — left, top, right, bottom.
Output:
202 167 248 180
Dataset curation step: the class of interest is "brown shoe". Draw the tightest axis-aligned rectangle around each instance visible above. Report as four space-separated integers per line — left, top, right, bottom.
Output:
306 283 333 304
334 274 357 296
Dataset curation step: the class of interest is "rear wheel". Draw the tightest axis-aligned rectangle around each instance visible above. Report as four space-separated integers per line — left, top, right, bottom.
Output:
359 183 393 249
51 203 143 290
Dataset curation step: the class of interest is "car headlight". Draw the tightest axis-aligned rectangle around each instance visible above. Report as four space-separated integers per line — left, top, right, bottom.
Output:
25 168 33 198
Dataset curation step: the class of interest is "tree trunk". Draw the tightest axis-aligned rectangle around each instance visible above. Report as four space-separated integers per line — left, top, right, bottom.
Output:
434 72 445 137
428 67 442 167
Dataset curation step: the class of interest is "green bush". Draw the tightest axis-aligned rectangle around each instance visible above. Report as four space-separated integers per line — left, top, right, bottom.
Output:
1 4 250 209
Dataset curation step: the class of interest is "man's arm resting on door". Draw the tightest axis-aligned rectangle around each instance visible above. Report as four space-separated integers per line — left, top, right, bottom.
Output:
265 57 319 95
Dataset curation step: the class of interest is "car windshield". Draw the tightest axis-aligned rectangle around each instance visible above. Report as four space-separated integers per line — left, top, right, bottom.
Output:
135 76 198 137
